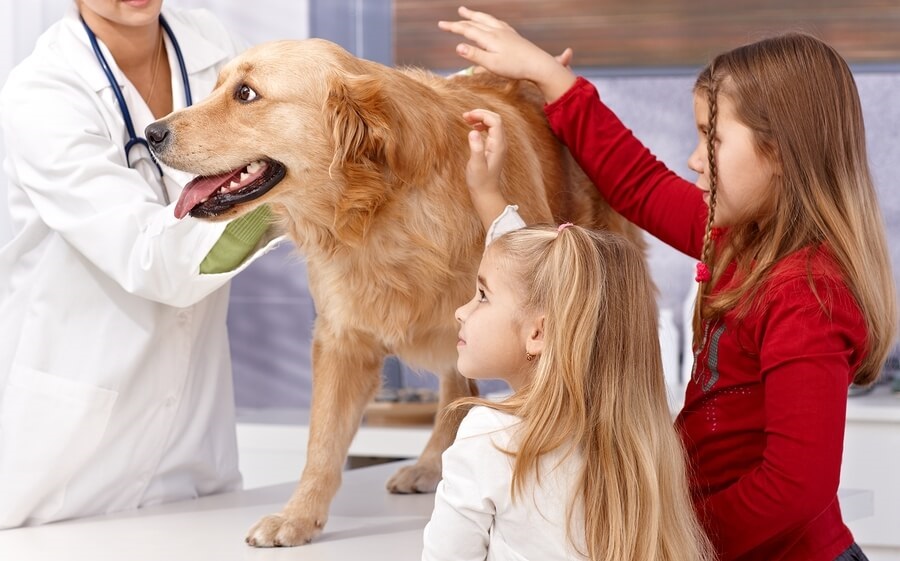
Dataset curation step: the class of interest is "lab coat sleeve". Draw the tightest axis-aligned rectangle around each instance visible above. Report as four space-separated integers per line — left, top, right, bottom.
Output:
0 65 259 308
422 407 513 561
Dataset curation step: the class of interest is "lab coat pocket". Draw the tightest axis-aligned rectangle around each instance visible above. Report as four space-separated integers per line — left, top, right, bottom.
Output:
0 365 118 528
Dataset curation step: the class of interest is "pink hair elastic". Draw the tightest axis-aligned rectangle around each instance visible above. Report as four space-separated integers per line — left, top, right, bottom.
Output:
695 262 712 283
557 222 574 232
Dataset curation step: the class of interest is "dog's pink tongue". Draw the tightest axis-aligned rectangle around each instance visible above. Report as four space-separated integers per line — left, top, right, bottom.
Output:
174 169 241 219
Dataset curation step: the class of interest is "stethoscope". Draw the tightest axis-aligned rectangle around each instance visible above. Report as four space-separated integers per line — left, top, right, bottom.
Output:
80 14 192 204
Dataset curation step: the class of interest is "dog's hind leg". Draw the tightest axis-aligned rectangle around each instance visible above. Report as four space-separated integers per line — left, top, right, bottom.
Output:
385 368 477 493
246 325 384 547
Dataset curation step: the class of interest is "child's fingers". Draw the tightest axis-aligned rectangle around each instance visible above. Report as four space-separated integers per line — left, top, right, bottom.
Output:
438 20 493 46
462 109 490 131
467 130 490 185
475 111 504 141
462 109 482 124
464 110 504 154
454 42 490 67
463 108 500 124
468 129 486 156
439 19 510 70
438 19 492 36
555 47 574 68
475 110 502 128
459 6 504 28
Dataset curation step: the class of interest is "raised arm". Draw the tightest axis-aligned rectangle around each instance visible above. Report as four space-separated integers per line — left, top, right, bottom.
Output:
442 7 707 256
462 108 511 231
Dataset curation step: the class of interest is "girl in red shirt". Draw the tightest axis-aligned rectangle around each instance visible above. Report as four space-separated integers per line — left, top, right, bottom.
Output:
440 7 898 561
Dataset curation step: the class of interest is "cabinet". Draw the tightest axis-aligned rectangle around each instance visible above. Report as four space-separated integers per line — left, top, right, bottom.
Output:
841 385 900 561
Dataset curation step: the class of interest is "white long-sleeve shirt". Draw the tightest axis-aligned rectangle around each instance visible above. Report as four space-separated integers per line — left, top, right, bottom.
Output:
422 406 588 561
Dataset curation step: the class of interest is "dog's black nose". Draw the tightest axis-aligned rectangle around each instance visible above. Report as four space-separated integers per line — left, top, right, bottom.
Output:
145 122 170 152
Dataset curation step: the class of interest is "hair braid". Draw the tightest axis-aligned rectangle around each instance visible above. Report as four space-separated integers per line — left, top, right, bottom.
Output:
692 78 720 347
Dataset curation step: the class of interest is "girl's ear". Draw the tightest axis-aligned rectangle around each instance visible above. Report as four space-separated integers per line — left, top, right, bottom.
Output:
524 315 545 358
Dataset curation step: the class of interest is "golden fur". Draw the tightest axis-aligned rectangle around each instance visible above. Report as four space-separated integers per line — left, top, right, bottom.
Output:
151 38 642 547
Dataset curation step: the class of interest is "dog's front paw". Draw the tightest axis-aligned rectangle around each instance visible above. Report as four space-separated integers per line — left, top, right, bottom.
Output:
385 460 441 494
245 512 325 547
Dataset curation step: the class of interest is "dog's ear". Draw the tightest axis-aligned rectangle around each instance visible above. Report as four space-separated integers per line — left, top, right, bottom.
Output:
327 75 392 165
325 75 395 246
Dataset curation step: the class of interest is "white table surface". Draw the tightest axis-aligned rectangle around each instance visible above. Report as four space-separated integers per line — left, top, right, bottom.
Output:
0 460 434 561
0 459 874 561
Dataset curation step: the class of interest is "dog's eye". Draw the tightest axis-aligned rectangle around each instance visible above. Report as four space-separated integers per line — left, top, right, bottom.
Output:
236 84 258 102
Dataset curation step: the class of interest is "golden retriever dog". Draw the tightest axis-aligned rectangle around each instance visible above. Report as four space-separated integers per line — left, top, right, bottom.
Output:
147 38 642 547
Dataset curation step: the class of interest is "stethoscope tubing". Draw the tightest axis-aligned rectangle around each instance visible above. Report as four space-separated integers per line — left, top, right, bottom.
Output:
79 14 193 204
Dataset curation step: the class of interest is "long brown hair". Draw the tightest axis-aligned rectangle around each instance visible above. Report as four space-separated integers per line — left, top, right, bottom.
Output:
456 225 712 561
692 33 897 384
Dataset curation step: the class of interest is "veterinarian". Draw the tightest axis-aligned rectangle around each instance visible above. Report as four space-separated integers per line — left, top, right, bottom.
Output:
440 7 896 561
0 0 280 528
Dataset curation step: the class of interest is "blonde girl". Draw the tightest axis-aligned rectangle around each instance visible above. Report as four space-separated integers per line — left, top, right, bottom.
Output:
422 114 712 560
440 6 897 561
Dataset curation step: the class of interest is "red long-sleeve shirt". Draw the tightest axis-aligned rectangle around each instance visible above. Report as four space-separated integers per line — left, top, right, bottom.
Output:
545 77 867 561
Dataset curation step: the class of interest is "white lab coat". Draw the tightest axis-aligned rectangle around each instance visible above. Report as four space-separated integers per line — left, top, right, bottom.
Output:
0 7 280 528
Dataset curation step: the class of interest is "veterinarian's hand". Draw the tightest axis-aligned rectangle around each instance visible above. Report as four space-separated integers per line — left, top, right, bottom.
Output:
439 7 577 103
464 109 510 231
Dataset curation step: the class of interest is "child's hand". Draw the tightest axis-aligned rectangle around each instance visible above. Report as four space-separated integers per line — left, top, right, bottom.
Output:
465 109 505 195
463 109 510 231
439 7 576 102
460 47 572 76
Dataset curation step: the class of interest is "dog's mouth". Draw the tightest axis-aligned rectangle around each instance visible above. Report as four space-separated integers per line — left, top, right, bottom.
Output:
174 159 286 219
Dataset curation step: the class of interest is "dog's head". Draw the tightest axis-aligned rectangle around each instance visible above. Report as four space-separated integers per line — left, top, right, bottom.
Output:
148 39 439 245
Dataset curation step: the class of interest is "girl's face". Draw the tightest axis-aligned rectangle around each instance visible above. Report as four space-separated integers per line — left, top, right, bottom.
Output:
454 249 537 392
78 0 163 28
688 92 777 227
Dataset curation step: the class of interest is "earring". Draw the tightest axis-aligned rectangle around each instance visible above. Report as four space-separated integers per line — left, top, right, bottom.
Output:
525 352 535 362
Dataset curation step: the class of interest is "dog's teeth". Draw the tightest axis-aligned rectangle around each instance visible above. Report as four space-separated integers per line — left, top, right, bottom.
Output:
219 187 227 194
229 180 241 189
240 172 249 181
200 197 208 203
247 161 261 173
